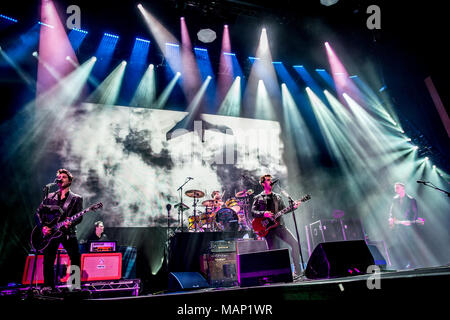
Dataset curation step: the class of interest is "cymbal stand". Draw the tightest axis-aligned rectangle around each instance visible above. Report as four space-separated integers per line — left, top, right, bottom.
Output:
177 177 193 232
192 196 201 232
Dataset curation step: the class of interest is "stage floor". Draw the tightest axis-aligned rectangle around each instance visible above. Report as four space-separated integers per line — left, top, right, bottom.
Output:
1 265 449 316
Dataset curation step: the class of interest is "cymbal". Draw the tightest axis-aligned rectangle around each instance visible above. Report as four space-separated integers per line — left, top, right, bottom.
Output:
202 199 215 207
236 189 254 198
185 189 205 198
174 202 190 210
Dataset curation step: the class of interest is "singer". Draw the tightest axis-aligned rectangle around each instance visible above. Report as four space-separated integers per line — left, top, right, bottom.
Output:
34 168 83 292
388 182 425 269
251 174 302 276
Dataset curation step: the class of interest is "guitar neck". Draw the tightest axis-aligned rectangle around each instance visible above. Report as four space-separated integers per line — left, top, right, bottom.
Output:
56 208 89 228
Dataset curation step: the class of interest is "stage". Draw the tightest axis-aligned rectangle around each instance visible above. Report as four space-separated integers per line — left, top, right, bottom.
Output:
1 265 448 316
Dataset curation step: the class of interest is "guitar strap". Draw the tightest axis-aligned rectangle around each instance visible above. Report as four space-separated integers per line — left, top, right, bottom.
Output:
62 191 74 214
274 194 279 215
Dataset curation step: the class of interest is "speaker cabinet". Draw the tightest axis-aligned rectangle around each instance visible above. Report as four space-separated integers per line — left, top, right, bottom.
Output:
207 253 238 287
305 240 375 279
22 254 71 285
237 248 293 287
168 272 209 291
80 253 122 281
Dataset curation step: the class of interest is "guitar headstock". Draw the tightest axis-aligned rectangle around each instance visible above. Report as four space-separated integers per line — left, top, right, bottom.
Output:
91 202 103 211
301 194 311 202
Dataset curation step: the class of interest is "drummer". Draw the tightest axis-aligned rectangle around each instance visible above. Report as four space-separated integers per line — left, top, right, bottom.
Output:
210 191 225 214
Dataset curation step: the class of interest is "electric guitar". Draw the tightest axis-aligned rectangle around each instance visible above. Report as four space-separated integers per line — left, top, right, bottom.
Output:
31 202 103 252
389 217 425 229
252 195 311 237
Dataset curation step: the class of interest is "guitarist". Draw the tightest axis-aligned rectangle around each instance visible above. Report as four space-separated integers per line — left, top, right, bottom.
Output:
35 168 83 291
388 182 425 269
251 174 302 276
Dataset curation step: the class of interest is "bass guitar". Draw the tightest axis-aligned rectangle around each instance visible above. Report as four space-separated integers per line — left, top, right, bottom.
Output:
252 195 311 237
389 217 425 229
31 202 103 252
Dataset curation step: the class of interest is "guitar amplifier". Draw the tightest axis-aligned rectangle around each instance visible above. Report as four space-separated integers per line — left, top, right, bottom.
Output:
81 253 122 281
235 239 268 255
209 240 236 253
89 241 117 252
207 252 238 287
22 254 71 285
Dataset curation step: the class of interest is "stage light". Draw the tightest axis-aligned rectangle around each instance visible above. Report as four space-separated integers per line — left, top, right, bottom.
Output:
433 165 436 170
0 14 18 23
425 157 429 161
32 51 38 57
38 21 54 29
136 37 151 44
104 33 119 39
197 28 216 43
321 0 339 6
72 28 88 34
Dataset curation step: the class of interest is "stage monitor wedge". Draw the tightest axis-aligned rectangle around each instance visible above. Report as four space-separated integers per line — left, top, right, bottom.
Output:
305 240 375 279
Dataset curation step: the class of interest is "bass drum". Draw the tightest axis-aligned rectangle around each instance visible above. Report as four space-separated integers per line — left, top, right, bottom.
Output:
215 207 239 232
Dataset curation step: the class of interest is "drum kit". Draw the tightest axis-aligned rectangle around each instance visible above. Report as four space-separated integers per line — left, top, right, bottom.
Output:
176 188 254 232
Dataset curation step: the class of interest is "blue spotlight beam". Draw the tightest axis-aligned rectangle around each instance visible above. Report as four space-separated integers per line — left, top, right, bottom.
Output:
122 37 151 104
194 47 216 113
164 42 181 78
293 65 323 97
93 33 120 79
315 69 335 90
68 28 89 51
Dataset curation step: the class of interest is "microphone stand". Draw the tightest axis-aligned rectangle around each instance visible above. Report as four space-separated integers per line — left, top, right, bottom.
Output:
420 181 450 197
278 186 306 273
165 204 172 272
177 178 192 232
27 183 54 297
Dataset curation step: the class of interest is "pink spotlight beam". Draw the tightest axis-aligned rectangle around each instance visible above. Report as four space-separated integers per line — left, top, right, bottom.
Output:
180 17 201 103
37 0 78 97
324 42 362 106
217 24 234 107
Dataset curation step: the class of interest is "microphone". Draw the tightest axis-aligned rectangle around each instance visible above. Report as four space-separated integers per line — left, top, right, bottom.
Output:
166 204 172 211
417 180 428 184
45 178 60 188
187 177 194 180
270 179 279 186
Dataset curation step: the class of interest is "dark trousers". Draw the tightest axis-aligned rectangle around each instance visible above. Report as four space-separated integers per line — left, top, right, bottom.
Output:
264 225 301 273
43 235 81 288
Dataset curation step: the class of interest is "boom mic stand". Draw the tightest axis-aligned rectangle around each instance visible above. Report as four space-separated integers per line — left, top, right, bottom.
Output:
419 181 450 197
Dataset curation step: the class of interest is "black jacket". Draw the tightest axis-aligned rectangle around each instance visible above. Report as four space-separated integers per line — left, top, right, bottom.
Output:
389 194 418 221
35 190 83 237
251 191 286 225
